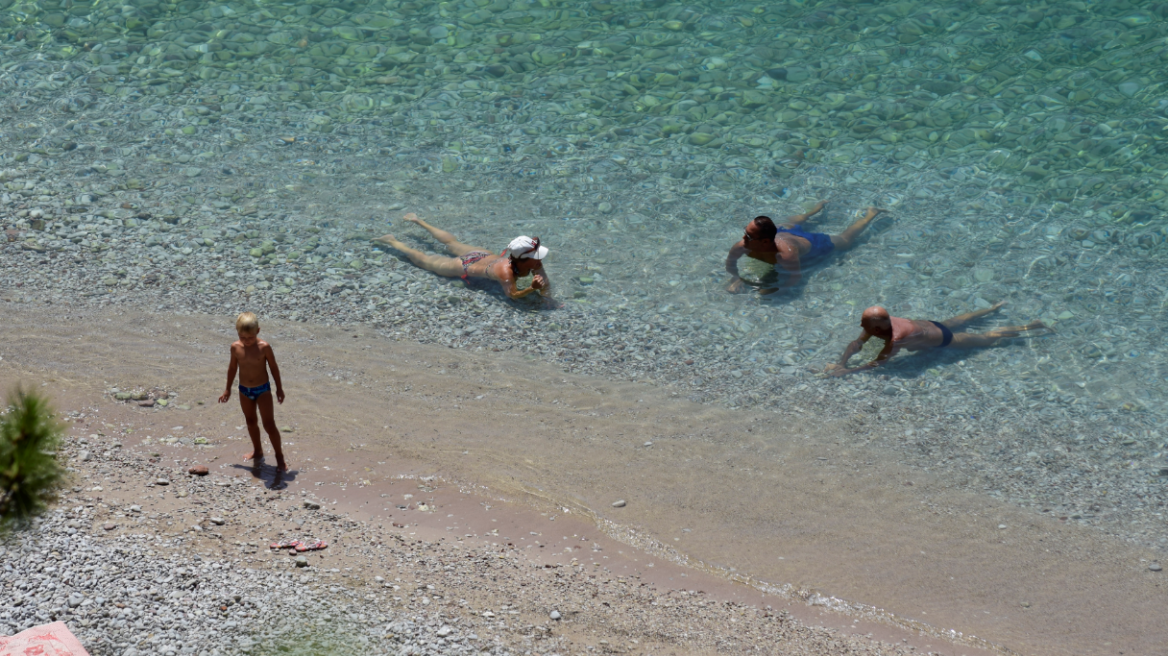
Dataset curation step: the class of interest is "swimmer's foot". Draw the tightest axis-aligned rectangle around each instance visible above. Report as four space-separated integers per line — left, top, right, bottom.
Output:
275 455 288 472
787 200 828 226
947 301 1007 327
372 234 404 249
758 287 780 296
243 451 264 463
865 207 889 222
403 212 421 225
987 321 1051 340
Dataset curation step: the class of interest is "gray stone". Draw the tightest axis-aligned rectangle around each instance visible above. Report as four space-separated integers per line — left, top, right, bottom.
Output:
1118 81 1142 98
612 499 626 508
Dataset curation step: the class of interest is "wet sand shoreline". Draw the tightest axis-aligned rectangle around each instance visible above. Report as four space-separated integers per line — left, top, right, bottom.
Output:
1 307 1164 655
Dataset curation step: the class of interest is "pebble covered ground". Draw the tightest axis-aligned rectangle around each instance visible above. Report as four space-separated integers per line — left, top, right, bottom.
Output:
1 0 1167 559
0 410 931 656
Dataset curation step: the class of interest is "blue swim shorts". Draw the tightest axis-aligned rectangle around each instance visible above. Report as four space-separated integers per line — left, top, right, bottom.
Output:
239 381 271 401
776 226 836 261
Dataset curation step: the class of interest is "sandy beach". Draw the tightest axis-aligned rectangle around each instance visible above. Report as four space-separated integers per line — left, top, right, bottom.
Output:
1 306 1164 656
4 1 1168 653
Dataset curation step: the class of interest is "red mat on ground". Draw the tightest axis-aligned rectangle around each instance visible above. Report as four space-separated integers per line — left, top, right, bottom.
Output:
0 622 89 656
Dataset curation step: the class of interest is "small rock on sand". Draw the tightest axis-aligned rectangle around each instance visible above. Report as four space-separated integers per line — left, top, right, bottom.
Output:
612 500 626 508
294 556 309 568
304 500 321 510
189 465 209 476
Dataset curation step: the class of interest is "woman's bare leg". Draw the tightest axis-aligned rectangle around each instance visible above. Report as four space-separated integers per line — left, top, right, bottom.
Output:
371 234 464 277
403 213 483 257
948 321 1049 349
829 207 886 250
940 301 1005 330
782 200 828 227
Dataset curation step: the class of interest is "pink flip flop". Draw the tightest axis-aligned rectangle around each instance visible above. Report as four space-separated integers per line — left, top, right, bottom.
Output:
270 540 302 550
295 539 328 552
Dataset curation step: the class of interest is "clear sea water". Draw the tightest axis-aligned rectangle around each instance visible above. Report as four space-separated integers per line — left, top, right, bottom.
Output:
2 0 1167 545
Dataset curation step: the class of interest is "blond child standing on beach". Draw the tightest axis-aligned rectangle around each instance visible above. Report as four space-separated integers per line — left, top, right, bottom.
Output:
218 312 288 471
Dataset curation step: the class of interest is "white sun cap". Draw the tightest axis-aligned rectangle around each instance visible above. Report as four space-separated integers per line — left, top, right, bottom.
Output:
507 235 548 260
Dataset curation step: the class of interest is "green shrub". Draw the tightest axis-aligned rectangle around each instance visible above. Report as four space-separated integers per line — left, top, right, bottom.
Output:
0 387 65 534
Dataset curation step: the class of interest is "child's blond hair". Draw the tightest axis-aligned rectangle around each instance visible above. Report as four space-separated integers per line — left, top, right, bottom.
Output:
235 312 260 335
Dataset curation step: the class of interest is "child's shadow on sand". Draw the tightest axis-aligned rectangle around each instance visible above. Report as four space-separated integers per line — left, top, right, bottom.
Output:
229 461 299 490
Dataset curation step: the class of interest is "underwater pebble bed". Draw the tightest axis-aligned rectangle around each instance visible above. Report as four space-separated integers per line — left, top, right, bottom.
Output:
1 0 1167 552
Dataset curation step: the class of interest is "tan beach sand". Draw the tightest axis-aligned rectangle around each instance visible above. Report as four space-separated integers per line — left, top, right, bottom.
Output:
1 307 1163 655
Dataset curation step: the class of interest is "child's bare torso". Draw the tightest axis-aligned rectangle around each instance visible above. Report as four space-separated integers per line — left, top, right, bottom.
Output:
232 340 272 387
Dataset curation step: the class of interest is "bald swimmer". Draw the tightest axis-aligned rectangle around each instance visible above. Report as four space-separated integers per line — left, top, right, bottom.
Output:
825 302 1049 376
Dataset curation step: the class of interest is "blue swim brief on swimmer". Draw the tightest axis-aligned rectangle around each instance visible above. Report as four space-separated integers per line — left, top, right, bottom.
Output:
929 321 954 348
239 381 271 401
776 226 835 261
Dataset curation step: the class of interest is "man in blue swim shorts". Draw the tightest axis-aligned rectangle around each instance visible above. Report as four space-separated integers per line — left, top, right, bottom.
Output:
725 201 886 295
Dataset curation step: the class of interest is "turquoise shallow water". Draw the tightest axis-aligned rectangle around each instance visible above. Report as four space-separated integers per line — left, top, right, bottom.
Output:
1 0 1167 547
4 0 1168 214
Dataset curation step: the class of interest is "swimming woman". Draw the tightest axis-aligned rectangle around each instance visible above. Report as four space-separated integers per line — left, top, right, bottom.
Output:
373 213 556 306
